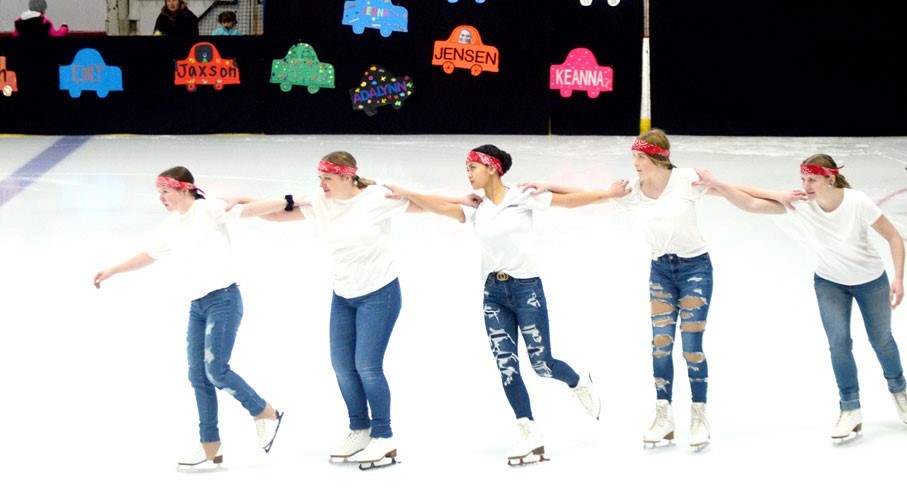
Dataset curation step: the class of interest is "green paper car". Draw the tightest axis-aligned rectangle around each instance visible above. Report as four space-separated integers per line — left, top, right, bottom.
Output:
270 43 335 94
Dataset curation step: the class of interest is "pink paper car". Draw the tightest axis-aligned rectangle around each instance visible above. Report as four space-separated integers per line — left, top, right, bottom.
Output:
549 48 613 98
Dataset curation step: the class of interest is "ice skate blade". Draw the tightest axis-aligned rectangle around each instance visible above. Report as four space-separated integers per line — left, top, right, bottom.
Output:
507 454 549 467
329 454 360 464
643 432 675 450
261 411 284 453
176 460 225 473
831 432 862 447
358 457 399 471
689 441 710 453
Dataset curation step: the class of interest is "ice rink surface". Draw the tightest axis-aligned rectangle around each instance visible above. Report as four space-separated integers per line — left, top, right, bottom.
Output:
1 134 906 495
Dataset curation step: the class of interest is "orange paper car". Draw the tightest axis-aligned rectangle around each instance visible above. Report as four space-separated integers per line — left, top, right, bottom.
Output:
1 56 18 97
431 25 499 77
175 42 240 92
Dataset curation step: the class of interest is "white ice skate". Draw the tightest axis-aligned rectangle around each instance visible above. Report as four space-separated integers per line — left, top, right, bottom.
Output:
893 391 907 424
689 402 710 451
329 428 371 463
507 418 547 466
571 373 601 420
176 444 224 473
255 410 284 453
353 437 399 470
643 399 675 449
831 409 862 444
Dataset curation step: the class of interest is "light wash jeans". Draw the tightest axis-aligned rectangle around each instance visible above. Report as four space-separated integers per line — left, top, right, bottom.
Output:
187 284 267 443
814 272 906 411
483 273 580 420
330 279 401 439
649 253 713 403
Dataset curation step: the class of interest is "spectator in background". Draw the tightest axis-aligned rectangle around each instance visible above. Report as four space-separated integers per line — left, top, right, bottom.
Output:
13 0 69 37
211 11 241 36
153 0 198 37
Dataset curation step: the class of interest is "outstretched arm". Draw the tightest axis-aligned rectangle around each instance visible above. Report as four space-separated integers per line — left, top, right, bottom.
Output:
872 214 905 308
223 196 307 222
693 169 787 214
94 252 155 288
519 180 631 208
384 185 467 223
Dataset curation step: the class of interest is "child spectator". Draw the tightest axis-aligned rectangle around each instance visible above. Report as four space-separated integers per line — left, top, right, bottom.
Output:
212 11 241 36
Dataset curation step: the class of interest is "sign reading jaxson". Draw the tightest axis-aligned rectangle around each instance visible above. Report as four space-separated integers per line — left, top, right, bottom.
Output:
432 25 499 77
175 42 240 92
549 48 613 98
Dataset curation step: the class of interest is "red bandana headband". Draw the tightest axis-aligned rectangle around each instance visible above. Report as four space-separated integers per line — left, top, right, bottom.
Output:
631 139 670 158
466 150 504 175
156 176 205 195
800 163 843 177
318 159 358 177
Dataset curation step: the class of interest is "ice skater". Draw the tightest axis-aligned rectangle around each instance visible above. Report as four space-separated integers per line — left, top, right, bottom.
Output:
695 154 907 442
237 151 464 469
93 166 286 471
521 129 740 450
385 144 613 466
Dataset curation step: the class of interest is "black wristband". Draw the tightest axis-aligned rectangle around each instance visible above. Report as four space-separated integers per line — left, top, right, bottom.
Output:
284 194 295 212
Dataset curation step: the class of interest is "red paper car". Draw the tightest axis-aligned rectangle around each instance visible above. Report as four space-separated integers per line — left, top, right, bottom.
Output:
175 42 240 92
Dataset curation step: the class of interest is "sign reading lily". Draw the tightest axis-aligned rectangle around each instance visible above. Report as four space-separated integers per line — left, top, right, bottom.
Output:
549 48 613 98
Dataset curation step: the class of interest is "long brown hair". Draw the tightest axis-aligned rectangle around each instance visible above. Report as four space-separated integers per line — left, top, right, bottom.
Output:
322 151 375 189
802 154 851 189
636 128 674 170
159 165 205 199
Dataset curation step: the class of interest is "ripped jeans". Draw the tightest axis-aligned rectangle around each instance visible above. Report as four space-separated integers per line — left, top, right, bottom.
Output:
483 273 580 420
814 272 906 411
649 253 713 404
187 284 267 443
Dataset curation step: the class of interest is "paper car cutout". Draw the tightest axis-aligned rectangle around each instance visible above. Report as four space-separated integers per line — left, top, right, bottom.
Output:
549 48 613 98
432 25 499 76
350 65 413 116
175 42 240 92
342 0 408 38
59 49 123 98
448 0 486 3
270 43 335 94
1 56 17 97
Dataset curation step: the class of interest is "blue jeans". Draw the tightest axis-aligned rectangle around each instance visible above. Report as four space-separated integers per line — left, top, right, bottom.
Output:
330 279 401 439
814 272 906 411
483 273 580 420
187 284 267 443
649 253 713 403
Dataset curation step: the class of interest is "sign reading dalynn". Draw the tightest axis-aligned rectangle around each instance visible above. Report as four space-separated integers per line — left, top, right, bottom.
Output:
350 65 413 116
549 48 613 98
342 0 408 38
59 49 123 98
271 43 334 94
432 25 499 77
175 43 240 92
1 56 17 97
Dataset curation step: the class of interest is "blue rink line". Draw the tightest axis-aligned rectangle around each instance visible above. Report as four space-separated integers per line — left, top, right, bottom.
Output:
0 136 91 208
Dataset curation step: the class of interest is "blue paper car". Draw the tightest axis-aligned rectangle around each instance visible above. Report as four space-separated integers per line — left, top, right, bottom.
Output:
342 0 408 38
59 49 122 98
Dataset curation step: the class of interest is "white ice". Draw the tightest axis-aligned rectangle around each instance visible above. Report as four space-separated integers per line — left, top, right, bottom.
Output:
1 134 906 495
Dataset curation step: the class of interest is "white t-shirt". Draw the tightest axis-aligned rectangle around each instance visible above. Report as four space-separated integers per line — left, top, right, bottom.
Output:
461 186 552 280
147 198 243 301
299 186 409 298
789 188 885 285
611 168 709 259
